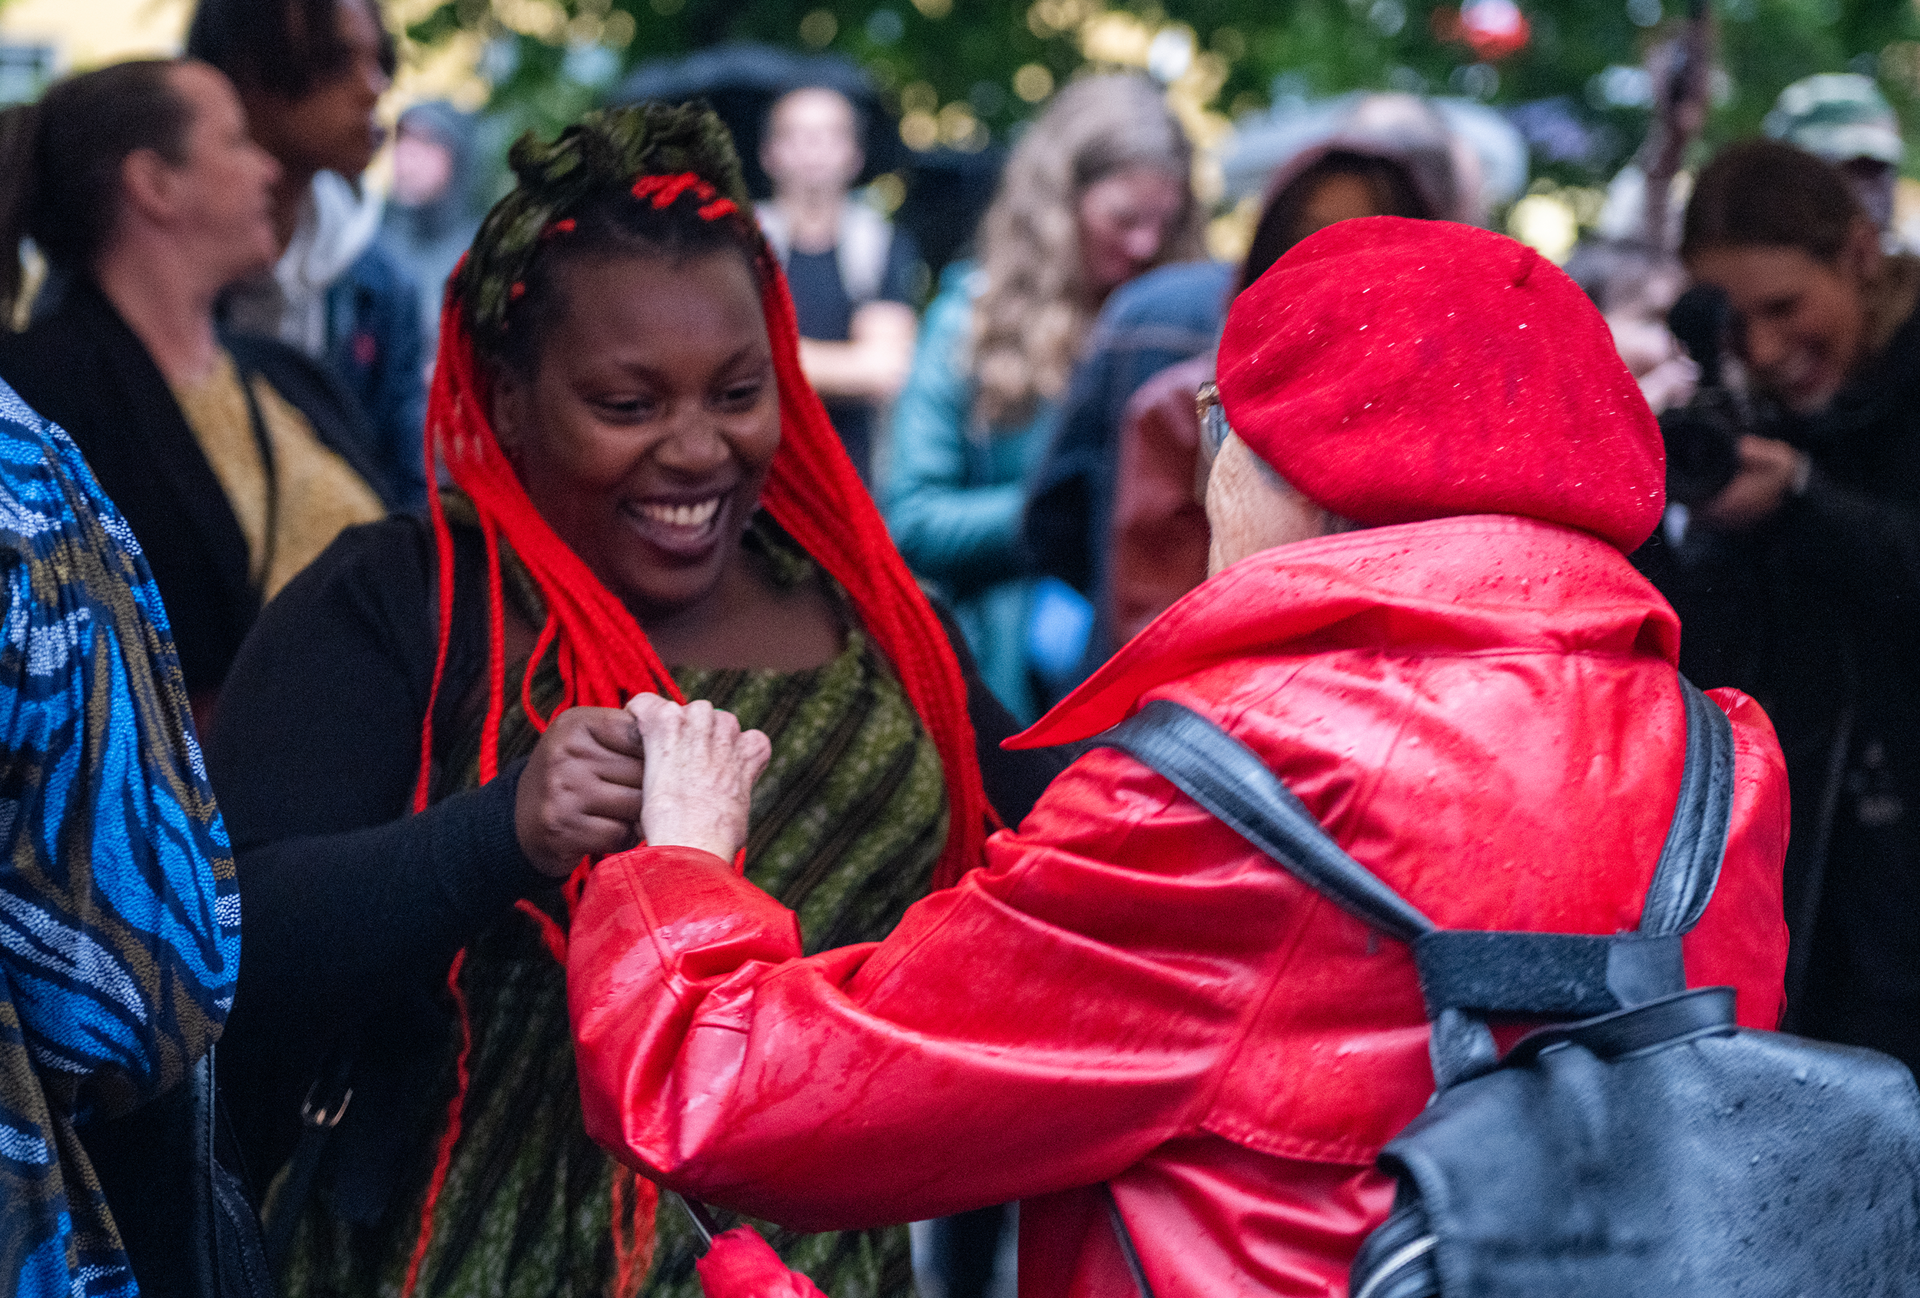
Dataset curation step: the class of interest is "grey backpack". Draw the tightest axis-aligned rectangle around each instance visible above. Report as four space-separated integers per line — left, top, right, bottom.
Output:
1097 681 1920 1296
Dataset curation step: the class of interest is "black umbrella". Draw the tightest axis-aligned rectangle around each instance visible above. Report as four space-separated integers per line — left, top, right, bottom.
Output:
609 42 903 197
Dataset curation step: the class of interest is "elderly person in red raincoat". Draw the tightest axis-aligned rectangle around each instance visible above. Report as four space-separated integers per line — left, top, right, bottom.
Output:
567 218 1791 1297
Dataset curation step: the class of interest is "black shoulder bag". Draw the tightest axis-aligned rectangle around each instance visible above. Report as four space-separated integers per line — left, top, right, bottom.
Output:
1094 682 1920 1297
79 1045 274 1298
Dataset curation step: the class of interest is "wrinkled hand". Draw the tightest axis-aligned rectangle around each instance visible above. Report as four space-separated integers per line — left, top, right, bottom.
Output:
625 695 772 861
515 707 648 877
1702 435 1806 531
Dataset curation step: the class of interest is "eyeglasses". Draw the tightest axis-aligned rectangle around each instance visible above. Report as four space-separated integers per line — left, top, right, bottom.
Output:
1195 380 1231 459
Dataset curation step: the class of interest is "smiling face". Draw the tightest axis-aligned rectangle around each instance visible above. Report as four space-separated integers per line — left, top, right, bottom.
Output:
1076 163 1189 296
492 250 781 621
1688 225 1878 414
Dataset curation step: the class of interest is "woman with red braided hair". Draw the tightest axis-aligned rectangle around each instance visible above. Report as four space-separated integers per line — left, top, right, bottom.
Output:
203 103 1061 1298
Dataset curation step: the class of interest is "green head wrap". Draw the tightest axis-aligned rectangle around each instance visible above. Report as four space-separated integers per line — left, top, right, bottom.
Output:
453 100 756 356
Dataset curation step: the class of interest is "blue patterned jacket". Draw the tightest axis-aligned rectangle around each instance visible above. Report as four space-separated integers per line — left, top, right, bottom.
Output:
0 380 241 1296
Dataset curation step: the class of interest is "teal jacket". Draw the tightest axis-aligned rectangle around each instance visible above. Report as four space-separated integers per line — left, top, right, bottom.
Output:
884 265 1056 722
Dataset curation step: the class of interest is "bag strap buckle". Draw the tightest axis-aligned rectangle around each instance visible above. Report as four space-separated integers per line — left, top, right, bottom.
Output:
299 1079 352 1130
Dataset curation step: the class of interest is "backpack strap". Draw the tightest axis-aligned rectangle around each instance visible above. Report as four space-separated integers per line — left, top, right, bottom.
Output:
1098 696 1436 945
1096 677 1735 1087
1638 676 1736 938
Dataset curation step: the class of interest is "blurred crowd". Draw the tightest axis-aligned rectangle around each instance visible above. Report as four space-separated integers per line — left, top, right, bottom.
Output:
0 0 1915 1296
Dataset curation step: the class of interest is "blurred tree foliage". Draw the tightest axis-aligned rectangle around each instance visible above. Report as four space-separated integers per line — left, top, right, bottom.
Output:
396 0 1920 185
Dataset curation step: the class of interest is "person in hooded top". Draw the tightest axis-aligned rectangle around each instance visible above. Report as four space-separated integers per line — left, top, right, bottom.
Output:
380 100 488 357
205 103 1060 1298
567 218 1790 1297
1637 138 1920 1077
187 0 428 506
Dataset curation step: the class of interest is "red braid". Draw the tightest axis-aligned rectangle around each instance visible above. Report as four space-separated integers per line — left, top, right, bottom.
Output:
400 232 995 1298
752 266 995 885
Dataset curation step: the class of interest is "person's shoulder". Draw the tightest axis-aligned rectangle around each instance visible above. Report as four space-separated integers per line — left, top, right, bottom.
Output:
345 238 421 300
0 317 61 395
0 379 150 587
226 329 325 379
228 333 395 491
0 286 112 383
925 261 981 315
1124 351 1212 420
1100 260 1232 328
931 259 983 301
252 515 439 653
226 332 362 429
296 514 434 592
908 263 978 346
0 378 88 507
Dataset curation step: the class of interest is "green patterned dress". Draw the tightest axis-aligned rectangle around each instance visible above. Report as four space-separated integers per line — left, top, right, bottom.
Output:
285 517 946 1298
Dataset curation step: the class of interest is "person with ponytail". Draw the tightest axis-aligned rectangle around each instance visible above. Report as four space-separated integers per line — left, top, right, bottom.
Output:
204 102 1061 1298
0 59 394 726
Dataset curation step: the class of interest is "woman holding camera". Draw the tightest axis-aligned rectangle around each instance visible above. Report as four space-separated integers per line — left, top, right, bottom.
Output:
1647 137 1920 1078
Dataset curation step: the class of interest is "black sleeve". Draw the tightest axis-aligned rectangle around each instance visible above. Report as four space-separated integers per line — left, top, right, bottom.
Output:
205 518 544 1033
1784 465 1920 624
932 594 1070 827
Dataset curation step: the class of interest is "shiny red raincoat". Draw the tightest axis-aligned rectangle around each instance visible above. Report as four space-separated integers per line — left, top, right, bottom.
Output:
569 515 1790 1297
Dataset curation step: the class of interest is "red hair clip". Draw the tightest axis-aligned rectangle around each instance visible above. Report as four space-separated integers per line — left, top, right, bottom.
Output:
540 217 578 241
631 172 736 222
632 173 707 207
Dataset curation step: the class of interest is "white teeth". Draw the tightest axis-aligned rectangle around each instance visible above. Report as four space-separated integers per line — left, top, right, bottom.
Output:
636 497 721 529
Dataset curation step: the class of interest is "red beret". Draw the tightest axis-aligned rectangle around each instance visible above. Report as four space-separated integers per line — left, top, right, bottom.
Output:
1216 217 1665 552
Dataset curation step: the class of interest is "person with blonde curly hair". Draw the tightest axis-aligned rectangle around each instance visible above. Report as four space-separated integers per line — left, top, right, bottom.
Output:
885 73 1202 722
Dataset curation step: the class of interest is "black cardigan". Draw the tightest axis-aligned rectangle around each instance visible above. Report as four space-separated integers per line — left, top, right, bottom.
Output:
0 279 396 697
203 515 1068 1211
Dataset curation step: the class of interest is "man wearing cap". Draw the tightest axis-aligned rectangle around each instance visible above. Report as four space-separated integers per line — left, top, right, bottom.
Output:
564 219 1791 1296
1767 72 1907 235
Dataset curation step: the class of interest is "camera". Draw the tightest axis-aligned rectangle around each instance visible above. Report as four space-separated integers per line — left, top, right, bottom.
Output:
1658 283 1746 508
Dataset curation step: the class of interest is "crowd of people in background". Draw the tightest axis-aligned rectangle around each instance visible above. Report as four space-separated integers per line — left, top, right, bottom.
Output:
0 0 1916 1294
